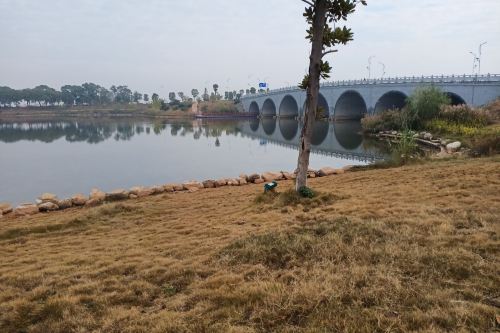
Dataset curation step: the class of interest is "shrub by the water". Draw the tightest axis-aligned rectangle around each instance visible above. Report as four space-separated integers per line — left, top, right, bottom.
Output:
361 109 404 133
425 119 482 136
362 88 495 138
468 129 500 156
483 98 500 122
392 130 419 165
200 100 239 113
438 104 490 127
406 86 451 129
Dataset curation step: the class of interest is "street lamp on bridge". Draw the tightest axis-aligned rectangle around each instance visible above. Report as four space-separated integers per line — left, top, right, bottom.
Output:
378 61 386 78
478 41 487 75
469 51 479 75
367 55 376 80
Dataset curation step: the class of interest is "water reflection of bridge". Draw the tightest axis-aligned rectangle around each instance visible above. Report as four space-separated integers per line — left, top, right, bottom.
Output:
238 119 386 163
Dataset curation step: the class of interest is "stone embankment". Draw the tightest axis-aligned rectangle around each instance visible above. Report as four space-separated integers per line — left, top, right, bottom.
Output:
0 166 353 219
374 131 462 155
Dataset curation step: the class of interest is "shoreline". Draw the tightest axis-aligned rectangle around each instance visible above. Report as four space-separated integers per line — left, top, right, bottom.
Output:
0 103 255 122
0 167 352 218
0 107 195 121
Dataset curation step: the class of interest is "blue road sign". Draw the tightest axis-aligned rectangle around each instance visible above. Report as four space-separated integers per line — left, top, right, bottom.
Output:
259 82 267 88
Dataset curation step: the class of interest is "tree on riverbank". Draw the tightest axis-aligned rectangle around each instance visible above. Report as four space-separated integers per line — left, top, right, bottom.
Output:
202 88 209 102
168 92 177 103
191 89 199 100
295 0 366 192
0 83 144 108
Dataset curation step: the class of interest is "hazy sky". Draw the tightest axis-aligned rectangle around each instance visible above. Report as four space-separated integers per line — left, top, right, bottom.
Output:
1 0 499 97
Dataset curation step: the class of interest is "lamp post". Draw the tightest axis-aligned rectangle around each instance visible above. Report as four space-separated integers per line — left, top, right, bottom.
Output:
478 41 487 75
469 51 478 75
367 55 376 80
378 61 386 78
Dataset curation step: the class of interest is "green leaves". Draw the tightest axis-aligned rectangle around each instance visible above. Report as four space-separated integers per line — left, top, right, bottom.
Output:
323 25 353 47
303 0 365 52
299 75 310 90
299 61 332 90
320 60 332 79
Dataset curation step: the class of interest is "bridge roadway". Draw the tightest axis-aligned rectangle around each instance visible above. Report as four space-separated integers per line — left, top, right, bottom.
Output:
241 74 500 120
237 118 386 163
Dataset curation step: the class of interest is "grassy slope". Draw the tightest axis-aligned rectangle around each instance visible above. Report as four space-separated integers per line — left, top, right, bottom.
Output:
0 157 499 332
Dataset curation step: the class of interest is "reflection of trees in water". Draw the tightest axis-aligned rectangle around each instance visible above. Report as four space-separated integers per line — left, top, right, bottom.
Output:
0 120 148 143
0 122 72 143
0 122 117 144
66 123 114 143
0 119 251 144
170 123 182 136
166 120 242 140
198 121 240 138
114 124 135 141
153 122 165 135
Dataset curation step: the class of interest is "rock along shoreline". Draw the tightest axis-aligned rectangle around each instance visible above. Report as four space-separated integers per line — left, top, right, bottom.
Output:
0 166 353 219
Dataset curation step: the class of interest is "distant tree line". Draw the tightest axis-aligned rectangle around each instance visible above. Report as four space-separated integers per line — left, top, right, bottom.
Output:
0 82 267 110
170 84 262 106
0 83 145 108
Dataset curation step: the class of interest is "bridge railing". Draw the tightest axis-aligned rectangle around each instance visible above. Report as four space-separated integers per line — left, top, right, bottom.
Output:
241 73 500 99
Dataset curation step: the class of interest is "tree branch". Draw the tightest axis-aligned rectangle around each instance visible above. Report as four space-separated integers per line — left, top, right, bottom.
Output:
301 0 314 6
322 49 338 57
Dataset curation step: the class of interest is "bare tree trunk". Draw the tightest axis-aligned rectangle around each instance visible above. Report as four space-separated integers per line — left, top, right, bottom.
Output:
295 0 327 191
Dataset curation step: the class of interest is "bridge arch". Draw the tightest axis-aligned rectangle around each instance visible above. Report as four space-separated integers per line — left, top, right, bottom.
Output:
334 90 367 120
302 93 329 119
446 92 466 106
262 118 276 135
374 91 408 113
279 95 299 118
261 99 277 117
248 101 259 115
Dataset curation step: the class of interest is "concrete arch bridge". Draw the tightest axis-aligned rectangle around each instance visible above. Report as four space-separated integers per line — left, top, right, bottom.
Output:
241 74 500 120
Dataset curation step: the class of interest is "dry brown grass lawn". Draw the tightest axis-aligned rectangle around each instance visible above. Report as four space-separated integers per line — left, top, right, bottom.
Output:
1 157 499 332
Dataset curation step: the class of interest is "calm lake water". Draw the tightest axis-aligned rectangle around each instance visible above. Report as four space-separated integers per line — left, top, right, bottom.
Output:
0 118 388 205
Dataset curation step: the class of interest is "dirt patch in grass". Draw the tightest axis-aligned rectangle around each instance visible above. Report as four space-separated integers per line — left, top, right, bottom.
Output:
0 158 499 332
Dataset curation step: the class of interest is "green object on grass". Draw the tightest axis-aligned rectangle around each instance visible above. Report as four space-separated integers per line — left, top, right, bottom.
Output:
264 181 278 192
298 186 315 198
